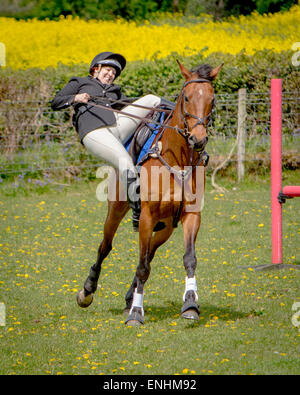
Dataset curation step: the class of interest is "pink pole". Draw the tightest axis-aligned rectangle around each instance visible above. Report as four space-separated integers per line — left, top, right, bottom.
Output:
271 79 282 265
282 186 300 197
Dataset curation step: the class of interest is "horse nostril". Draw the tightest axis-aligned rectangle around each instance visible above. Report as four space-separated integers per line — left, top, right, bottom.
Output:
188 135 198 146
197 136 208 150
189 136 208 150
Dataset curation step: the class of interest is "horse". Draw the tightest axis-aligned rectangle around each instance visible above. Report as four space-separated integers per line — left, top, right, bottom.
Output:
76 60 223 326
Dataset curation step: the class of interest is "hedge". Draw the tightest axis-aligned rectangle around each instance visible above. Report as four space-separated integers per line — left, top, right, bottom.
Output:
1 49 299 103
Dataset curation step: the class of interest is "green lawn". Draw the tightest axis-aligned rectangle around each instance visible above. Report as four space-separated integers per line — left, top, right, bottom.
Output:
0 175 299 375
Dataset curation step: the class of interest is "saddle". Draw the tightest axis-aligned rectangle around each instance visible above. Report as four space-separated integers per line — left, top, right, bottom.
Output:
124 104 174 166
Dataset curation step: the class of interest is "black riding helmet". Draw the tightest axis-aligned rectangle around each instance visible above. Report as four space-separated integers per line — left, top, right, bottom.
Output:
89 52 126 78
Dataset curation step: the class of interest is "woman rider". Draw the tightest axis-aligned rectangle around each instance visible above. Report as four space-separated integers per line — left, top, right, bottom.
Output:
51 51 169 230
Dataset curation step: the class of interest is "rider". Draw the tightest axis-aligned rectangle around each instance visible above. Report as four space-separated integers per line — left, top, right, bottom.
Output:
51 51 170 230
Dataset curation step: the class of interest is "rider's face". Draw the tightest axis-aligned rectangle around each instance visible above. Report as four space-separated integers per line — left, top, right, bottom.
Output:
97 66 116 85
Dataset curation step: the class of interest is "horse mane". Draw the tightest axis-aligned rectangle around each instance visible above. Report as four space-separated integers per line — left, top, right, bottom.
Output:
191 64 214 81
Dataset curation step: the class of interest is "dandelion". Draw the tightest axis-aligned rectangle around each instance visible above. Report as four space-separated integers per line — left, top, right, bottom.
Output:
221 358 230 363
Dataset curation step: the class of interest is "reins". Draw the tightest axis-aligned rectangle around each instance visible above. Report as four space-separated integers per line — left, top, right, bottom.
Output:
136 78 212 184
85 78 213 179
86 77 215 140
90 96 173 114
85 98 181 133
87 79 212 227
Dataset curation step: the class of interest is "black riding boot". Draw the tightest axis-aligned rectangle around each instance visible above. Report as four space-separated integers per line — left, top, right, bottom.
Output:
124 169 166 233
125 169 141 232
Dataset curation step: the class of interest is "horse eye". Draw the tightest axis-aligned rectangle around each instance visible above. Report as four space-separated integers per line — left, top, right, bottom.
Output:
184 96 189 103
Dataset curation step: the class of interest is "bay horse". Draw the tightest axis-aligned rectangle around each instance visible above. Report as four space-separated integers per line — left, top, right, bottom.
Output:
77 61 223 326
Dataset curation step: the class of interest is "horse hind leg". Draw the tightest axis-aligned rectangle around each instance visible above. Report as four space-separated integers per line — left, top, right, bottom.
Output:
77 199 129 308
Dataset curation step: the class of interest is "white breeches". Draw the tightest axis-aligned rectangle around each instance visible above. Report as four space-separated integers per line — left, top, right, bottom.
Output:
82 94 161 182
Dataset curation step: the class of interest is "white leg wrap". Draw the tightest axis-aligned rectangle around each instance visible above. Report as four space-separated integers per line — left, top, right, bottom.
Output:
129 289 144 316
183 276 198 302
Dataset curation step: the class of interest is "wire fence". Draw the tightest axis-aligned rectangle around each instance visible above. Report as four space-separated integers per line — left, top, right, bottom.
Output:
0 91 299 178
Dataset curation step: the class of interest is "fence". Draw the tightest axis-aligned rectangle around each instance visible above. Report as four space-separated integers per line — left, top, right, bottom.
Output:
0 90 299 182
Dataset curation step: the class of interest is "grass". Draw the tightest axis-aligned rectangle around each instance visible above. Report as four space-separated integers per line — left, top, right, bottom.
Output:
0 173 299 375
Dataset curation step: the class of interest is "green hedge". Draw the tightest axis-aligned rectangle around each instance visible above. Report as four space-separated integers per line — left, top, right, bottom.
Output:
1 49 298 102
121 49 299 97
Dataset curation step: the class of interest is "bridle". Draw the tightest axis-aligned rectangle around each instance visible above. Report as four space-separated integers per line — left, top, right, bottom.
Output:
141 77 214 177
177 78 216 141
87 78 215 145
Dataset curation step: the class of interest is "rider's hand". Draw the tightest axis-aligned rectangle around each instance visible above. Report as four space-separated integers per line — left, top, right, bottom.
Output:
73 93 90 103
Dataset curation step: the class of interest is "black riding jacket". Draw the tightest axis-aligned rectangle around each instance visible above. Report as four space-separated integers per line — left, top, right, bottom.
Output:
51 75 130 142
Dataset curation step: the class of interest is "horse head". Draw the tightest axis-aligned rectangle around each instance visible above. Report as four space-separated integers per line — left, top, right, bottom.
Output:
176 61 223 152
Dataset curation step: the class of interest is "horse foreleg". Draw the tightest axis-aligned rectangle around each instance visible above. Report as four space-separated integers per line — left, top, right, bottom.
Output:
125 249 151 325
125 210 163 326
181 212 201 320
124 219 174 314
77 200 129 308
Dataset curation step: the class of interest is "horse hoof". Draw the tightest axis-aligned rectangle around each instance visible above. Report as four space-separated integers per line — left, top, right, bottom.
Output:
76 290 93 308
181 308 199 320
125 310 144 326
125 320 142 327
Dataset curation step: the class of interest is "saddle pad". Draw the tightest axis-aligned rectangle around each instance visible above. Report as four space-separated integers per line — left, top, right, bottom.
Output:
124 110 166 165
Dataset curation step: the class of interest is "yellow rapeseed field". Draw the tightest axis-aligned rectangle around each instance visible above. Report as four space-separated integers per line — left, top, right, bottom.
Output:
0 5 299 69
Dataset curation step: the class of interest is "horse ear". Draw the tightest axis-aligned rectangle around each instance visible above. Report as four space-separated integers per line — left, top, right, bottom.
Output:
177 60 192 81
210 63 224 80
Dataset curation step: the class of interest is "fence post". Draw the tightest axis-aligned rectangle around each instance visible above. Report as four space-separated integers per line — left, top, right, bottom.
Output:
237 88 247 182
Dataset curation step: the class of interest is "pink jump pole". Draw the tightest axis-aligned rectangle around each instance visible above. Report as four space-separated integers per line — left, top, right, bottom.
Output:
282 186 300 198
241 79 299 271
271 79 283 265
